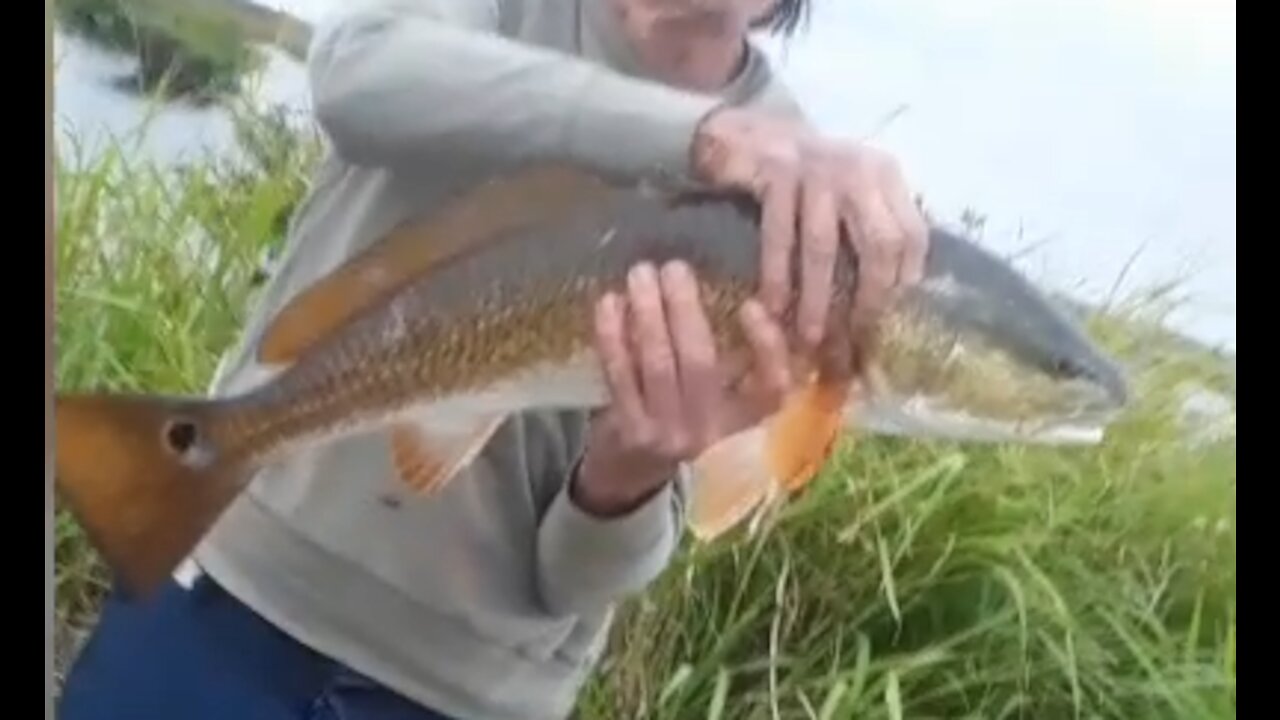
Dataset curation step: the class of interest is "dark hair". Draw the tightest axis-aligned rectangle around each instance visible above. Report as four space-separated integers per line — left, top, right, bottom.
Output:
752 0 811 36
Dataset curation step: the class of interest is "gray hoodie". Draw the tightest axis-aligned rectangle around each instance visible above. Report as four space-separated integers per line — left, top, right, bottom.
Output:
189 1 802 717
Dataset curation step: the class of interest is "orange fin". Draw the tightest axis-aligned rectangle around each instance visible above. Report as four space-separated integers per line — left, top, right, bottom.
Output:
766 376 852 493
687 424 776 541
257 164 616 364
386 414 507 496
687 376 852 541
53 393 254 597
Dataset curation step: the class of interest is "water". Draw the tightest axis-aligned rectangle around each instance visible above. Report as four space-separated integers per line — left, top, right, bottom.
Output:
51 29 312 166
50 0 1236 351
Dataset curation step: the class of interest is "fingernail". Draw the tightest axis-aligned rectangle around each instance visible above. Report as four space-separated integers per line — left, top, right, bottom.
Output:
661 260 692 285
629 262 657 289
595 294 618 327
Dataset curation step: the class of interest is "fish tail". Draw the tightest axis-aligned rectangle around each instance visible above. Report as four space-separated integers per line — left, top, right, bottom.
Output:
53 392 255 597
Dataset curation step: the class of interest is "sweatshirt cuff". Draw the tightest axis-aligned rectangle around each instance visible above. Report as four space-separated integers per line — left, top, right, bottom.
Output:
535 471 681 614
544 475 676 560
566 69 723 188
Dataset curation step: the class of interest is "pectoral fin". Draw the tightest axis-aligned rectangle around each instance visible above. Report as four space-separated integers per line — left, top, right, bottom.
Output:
687 377 853 541
687 424 775 541
387 412 507 496
766 376 851 493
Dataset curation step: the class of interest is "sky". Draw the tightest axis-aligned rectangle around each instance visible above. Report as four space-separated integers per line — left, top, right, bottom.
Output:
753 0 1235 348
54 0 1236 349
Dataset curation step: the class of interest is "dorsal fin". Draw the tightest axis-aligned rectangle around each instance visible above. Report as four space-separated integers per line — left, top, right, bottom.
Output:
256 164 618 364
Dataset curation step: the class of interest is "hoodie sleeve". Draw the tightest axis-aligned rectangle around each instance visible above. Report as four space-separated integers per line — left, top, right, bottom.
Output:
306 0 723 185
536 465 690 615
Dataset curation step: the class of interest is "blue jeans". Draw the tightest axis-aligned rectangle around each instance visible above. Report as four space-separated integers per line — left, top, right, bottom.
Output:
58 573 456 720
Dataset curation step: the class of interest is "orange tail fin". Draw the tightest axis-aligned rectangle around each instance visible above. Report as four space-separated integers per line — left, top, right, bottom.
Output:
53 393 253 597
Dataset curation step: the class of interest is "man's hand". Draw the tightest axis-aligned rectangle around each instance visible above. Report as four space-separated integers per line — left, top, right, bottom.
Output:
690 107 930 344
572 261 792 518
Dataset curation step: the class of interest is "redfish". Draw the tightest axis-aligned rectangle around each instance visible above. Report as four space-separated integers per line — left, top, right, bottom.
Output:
53 165 1129 595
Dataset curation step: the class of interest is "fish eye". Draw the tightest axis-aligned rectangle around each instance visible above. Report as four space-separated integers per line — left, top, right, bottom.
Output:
1051 357 1084 378
164 419 199 455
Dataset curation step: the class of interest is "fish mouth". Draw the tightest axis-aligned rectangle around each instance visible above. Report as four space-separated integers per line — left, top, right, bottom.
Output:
855 380 1126 446
1087 358 1130 410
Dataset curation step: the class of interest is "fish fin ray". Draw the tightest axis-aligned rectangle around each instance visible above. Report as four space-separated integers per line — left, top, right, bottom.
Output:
767 375 852 494
746 483 784 539
687 425 775 542
387 413 507 495
53 393 253 598
256 164 615 364
216 361 287 395
686 375 852 542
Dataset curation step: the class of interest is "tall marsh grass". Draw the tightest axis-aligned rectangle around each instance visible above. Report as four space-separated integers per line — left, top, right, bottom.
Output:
52 105 1235 718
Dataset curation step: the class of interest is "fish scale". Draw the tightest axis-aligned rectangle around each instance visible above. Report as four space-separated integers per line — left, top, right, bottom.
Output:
225 192 806 465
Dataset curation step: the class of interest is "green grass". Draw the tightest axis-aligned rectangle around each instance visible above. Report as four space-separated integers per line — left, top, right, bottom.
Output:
52 105 1235 718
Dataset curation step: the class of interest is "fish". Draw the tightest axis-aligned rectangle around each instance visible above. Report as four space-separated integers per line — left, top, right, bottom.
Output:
52 164 1130 596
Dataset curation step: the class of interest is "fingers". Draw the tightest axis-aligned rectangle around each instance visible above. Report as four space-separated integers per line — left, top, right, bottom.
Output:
845 188 899 332
593 291 651 443
879 159 930 287
714 299 793 436
759 173 799 318
660 261 723 447
626 263 688 455
738 299 792 407
694 109 926 348
797 183 840 346
744 123 925 348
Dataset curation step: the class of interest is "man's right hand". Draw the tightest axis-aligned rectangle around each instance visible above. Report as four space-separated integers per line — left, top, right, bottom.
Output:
689 107 930 346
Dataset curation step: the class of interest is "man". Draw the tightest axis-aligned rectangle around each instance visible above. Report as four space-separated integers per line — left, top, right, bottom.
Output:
58 0 928 717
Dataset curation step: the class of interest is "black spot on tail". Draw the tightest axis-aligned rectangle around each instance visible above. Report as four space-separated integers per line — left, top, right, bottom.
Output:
164 419 199 455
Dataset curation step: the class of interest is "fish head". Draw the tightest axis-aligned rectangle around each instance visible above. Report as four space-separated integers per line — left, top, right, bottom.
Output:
852 229 1131 445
